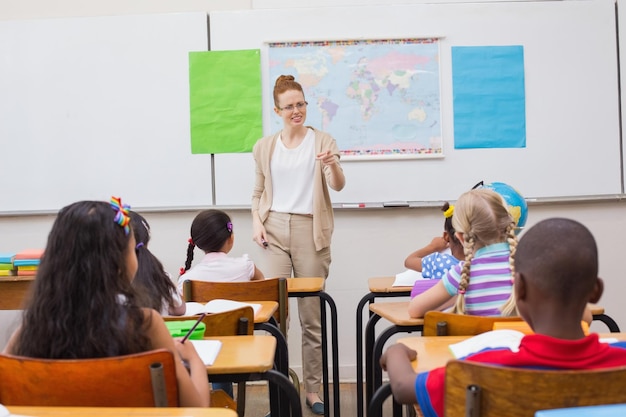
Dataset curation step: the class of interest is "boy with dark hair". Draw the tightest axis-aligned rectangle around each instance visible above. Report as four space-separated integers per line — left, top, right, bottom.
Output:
381 218 626 417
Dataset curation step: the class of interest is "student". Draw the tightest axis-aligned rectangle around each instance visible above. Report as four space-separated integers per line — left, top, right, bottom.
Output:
404 202 464 298
3 198 210 407
408 188 517 318
380 217 626 417
130 211 185 316
178 209 264 291
251 74 345 414
177 208 264 399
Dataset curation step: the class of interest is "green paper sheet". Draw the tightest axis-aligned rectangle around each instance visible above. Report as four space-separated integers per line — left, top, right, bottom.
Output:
189 50 263 154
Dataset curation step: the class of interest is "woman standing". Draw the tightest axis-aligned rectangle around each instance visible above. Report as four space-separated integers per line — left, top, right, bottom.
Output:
251 75 345 414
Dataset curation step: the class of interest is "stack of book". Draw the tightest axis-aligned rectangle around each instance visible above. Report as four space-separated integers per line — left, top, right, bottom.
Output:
0 253 16 276
14 249 44 277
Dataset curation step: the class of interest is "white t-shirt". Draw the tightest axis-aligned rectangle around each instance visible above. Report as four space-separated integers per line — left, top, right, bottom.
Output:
270 128 315 215
176 252 256 293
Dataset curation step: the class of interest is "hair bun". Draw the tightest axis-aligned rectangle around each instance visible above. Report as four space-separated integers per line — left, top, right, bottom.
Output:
276 74 295 85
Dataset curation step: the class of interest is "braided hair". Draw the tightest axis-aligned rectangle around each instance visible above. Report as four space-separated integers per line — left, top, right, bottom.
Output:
180 209 233 276
450 189 518 315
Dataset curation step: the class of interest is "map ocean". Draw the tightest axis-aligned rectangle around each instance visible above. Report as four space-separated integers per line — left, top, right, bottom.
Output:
267 39 442 158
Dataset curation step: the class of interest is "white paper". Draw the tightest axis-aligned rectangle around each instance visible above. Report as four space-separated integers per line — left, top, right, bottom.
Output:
202 299 261 316
190 339 222 366
393 269 424 287
448 329 525 358
182 299 261 316
184 302 208 316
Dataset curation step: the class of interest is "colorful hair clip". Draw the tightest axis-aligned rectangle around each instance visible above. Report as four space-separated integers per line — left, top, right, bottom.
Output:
227 221 233 233
188 238 194 245
458 289 466 295
135 242 144 250
110 196 131 235
443 204 455 219
179 267 186 276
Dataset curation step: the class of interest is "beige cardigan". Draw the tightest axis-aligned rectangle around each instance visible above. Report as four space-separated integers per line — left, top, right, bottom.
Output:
251 127 345 251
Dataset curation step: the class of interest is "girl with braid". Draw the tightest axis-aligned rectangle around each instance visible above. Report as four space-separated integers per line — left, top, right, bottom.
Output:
408 188 517 318
176 209 264 399
177 209 264 294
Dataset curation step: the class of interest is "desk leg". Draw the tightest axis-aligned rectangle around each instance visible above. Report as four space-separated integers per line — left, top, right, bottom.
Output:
292 291 340 417
370 324 423 417
265 369 303 417
320 295 329 417
255 322 290 415
319 291 340 417
356 292 377 417
356 292 411 417
363 313 383 412
593 313 621 332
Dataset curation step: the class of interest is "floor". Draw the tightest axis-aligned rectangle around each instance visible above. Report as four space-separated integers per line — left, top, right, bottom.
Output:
239 382 395 417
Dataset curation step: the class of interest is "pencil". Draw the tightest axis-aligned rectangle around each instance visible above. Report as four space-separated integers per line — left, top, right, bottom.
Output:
180 313 207 343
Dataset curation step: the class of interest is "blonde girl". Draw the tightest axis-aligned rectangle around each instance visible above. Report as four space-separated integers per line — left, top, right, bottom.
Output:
408 188 517 318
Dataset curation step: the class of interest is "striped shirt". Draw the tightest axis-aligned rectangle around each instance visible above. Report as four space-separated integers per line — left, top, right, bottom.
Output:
441 242 513 316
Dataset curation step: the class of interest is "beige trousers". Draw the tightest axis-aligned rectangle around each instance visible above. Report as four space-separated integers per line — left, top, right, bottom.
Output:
263 211 331 395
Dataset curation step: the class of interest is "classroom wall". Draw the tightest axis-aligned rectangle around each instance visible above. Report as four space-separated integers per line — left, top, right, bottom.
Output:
1 0 625 382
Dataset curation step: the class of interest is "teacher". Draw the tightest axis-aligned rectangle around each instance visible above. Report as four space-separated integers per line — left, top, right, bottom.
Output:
251 75 345 414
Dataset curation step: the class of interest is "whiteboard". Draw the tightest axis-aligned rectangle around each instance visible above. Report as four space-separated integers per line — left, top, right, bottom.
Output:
0 13 212 213
210 0 622 205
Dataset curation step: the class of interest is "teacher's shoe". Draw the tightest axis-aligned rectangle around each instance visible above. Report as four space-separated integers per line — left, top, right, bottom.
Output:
305 398 324 415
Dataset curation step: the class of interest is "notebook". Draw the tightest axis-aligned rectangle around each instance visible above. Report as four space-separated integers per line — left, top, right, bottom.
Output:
189 339 222 366
185 299 261 316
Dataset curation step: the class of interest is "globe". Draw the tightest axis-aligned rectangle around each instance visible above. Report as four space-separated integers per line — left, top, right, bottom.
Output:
482 182 528 232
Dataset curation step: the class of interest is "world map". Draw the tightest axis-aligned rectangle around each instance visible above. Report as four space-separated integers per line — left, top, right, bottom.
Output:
267 39 442 159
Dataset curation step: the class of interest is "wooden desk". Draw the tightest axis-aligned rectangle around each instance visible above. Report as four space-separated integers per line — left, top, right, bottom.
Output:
254 300 279 324
589 303 621 332
205 335 276 374
365 301 424 409
355 276 411 417
369 333 626 417
5 406 237 416
205 335 301 417
0 275 34 310
287 276 325 292
367 276 412 294
287 277 340 417
398 333 626 373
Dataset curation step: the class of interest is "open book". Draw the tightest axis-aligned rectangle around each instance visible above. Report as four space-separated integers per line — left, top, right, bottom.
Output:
189 339 222 366
185 299 261 316
392 269 424 287
448 329 525 359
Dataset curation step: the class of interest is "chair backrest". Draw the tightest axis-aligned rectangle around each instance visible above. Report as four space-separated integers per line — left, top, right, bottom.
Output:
444 360 626 417
165 305 254 336
183 277 288 334
423 311 524 336
0 348 178 407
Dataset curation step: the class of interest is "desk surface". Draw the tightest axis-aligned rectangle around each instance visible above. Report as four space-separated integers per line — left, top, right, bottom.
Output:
205 335 276 374
251 300 278 323
368 276 411 293
370 300 606 325
286 277 325 292
175 301 277 325
5 406 237 416
397 333 626 374
369 301 424 326
0 275 35 282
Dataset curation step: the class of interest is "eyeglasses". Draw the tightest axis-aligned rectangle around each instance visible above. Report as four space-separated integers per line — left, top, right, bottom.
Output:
278 101 308 112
